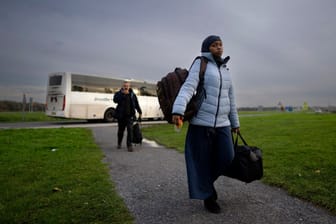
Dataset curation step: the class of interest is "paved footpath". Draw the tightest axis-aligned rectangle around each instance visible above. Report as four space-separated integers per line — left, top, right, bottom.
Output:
91 126 336 224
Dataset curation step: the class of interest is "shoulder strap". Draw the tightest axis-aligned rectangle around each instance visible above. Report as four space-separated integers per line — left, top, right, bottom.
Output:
187 56 208 89
198 56 208 82
190 56 208 81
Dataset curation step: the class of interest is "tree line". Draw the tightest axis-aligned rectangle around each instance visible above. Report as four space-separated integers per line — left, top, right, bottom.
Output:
0 101 45 112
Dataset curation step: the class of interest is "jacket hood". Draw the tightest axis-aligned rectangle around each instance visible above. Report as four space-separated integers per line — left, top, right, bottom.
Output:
201 52 230 66
201 52 216 62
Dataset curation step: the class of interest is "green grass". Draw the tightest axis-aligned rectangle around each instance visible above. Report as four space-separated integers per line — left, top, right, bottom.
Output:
0 112 62 122
142 112 336 214
0 128 133 224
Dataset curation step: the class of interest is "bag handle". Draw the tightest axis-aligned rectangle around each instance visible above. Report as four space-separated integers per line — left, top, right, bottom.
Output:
232 132 248 148
238 132 248 145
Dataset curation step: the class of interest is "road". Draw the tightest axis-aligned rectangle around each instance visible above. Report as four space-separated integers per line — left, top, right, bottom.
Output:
0 120 165 129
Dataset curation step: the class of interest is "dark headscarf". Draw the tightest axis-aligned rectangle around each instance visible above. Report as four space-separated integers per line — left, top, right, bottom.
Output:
201 35 221 52
201 35 230 67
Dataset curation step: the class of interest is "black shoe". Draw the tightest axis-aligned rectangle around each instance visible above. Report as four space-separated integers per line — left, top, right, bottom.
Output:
117 145 121 149
127 146 133 152
212 189 218 201
204 197 221 214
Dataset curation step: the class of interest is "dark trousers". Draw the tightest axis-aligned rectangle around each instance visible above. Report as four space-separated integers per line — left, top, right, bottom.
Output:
185 125 234 200
117 118 133 147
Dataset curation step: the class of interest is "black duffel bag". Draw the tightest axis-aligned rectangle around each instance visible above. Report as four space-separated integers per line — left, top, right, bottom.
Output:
224 132 263 183
132 121 143 145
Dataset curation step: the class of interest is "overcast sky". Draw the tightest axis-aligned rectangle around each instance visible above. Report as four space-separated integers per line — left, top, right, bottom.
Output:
1 0 335 107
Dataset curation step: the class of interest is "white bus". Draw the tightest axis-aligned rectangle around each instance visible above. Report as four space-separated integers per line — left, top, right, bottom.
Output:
46 72 163 122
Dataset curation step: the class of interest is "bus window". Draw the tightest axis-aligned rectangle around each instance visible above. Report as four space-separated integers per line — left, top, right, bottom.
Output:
49 75 62 86
72 74 120 94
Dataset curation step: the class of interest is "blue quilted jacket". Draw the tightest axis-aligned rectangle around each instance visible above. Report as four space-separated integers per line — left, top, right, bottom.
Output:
172 52 240 128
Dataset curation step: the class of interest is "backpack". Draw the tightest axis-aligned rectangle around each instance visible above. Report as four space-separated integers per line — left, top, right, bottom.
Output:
156 56 208 124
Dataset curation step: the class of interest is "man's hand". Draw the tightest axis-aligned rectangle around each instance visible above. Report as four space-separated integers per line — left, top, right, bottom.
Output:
122 87 129 94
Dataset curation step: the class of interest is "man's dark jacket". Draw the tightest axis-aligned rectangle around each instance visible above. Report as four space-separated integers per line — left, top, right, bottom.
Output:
113 88 142 119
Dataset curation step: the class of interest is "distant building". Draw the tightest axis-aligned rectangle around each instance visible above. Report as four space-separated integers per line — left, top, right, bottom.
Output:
303 101 309 111
285 106 293 112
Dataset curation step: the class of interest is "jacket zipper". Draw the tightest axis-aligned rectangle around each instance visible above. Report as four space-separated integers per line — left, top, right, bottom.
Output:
214 67 222 128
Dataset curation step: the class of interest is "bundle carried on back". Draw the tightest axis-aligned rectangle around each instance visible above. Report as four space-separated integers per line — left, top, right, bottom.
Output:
156 56 208 123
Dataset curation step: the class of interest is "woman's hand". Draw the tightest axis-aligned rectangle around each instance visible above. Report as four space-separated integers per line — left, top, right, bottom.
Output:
172 115 183 126
231 127 240 133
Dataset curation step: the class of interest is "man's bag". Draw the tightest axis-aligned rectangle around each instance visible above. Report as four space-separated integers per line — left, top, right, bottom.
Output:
224 132 263 183
156 56 208 123
132 122 142 144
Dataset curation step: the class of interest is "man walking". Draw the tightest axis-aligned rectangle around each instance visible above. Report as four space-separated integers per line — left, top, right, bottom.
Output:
113 80 142 152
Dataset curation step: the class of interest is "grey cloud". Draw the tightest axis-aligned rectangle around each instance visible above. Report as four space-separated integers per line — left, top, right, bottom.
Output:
0 0 335 106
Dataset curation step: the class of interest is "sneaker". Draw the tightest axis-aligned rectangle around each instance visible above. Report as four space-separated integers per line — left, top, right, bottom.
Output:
127 146 133 152
204 197 221 214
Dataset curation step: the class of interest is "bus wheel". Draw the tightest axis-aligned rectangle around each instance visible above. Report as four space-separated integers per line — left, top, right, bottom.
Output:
104 108 116 122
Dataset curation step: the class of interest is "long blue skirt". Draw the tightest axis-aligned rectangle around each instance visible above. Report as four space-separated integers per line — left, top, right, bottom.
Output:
185 124 234 200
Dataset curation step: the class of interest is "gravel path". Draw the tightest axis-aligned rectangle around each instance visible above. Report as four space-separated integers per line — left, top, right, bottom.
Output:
91 126 336 224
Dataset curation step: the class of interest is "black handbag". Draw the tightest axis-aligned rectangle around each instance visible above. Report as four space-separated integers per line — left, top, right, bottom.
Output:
224 132 263 183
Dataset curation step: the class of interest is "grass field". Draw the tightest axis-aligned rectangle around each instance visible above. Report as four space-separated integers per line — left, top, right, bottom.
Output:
142 112 336 214
0 128 133 224
1 111 335 221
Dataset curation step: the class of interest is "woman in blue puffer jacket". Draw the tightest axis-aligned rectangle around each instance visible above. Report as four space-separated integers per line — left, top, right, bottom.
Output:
172 35 240 214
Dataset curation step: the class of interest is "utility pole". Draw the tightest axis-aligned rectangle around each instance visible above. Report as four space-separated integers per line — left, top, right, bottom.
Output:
22 93 27 121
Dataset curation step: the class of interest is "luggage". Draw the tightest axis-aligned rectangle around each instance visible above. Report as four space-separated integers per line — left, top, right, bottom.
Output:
156 56 208 123
224 132 263 183
132 122 143 144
